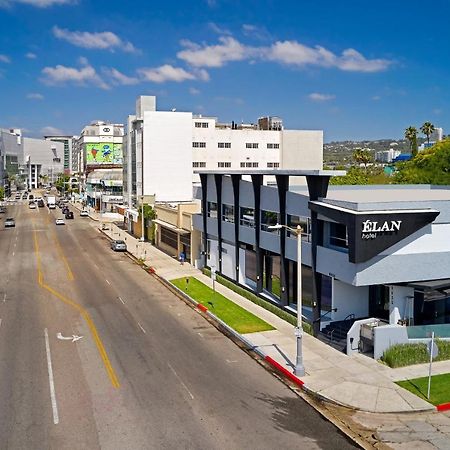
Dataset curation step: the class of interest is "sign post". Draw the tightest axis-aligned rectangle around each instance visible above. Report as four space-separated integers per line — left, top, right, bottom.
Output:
210 264 216 303
427 331 438 399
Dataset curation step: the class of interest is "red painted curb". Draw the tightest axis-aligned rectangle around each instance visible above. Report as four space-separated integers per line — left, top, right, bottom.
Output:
265 355 304 387
197 304 208 313
436 402 450 412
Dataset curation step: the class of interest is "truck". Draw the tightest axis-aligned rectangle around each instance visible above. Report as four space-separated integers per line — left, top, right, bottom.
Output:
47 196 56 209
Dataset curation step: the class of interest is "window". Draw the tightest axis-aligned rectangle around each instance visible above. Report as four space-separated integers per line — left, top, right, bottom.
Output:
241 162 258 168
222 204 234 223
195 122 209 128
328 222 348 251
192 142 206 148
192 162 206 168
240 207 255 228
240 162 246 168
287 215 311 241
218 142 231 148
267 162 280 168
207 202 217 218
160 227 178 250
267 143 280 149
217 162 231 168
246 143 259 149
261 210 280 232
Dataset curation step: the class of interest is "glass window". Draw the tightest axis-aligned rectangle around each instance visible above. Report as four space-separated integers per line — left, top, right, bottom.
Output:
222 204 234 223
328 222 348 251
287 215 311 241
261 210 280 232
240 207 255 227
245 247 257 283
207 201 217 218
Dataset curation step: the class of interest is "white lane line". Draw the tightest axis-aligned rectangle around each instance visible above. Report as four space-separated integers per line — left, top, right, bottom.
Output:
167 362 194 400
94 263 99 269
3 293 6 303
44 328 59 425
0 319 2 329
105 279 111 285
118 296 125 305
137 322 146 334
12 252 15 257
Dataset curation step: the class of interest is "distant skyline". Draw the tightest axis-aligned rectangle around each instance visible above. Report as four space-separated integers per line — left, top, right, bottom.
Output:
0 0 448 141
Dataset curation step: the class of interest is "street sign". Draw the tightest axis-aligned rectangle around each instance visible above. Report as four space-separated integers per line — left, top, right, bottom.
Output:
427 340 439 359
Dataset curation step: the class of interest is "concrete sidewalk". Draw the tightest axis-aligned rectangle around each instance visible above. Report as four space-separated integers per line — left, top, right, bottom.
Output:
73 202 450 446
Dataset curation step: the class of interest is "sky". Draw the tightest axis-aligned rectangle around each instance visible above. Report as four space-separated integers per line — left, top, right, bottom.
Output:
0 0 449 142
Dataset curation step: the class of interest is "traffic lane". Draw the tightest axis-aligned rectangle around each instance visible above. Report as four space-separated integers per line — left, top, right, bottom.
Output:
57 218 357 449
0 206 59 448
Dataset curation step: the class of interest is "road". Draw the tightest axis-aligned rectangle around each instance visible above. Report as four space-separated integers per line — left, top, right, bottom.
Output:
0 198 357 449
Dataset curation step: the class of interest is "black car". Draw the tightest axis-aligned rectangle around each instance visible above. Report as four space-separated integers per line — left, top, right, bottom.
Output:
37 199 45 207
65 211 74 219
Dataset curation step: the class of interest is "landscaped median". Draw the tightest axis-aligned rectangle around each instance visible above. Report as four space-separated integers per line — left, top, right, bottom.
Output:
171 277 274 334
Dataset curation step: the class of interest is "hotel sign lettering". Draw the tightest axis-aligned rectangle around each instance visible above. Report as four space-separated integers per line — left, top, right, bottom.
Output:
361 220 402 239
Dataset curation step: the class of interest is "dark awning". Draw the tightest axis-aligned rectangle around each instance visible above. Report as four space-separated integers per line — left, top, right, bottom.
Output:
406 279 450 291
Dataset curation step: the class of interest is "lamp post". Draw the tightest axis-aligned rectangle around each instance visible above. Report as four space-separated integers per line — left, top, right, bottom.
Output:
268 223 305 376
140 195 145 242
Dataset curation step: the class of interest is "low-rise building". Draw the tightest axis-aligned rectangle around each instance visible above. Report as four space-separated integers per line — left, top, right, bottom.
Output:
85 168 123 212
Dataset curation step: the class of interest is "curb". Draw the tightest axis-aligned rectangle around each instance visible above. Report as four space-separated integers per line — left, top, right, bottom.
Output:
437 402 450 412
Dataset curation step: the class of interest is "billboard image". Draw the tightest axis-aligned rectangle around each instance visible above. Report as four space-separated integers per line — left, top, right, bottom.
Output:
86 143 123 165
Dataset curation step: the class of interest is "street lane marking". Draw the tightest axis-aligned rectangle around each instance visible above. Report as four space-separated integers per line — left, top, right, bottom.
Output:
12 252 15 257
105 279 111 285
44 328 60 425
33 231 120 389
137 322 146 334
0 319 2 329
167 362 194 400
52 232 74 281
3 293 6 303
118 296 125 305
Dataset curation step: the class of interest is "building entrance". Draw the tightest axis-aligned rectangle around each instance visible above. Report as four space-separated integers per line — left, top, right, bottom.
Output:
369 285 390 320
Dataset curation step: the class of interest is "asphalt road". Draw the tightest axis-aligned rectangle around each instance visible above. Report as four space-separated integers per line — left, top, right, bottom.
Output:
0 197 357 450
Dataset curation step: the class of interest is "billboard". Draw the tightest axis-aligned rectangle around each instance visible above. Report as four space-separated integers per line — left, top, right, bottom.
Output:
86 143 123 165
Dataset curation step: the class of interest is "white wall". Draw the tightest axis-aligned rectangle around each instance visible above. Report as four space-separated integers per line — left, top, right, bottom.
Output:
332 280 369 320
221 242 236 279
143 111 193 202
389 285 415 325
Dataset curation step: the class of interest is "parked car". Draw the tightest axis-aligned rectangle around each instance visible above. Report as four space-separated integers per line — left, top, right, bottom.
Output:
37 199 45 207
0 207 6 214
29 203 36 209
65 211 74 219
55 218 65 225
4 217 15 227
80 210 89 217
111 240 127 252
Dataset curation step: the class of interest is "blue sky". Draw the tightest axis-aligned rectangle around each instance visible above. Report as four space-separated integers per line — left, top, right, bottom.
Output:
0 0 449 141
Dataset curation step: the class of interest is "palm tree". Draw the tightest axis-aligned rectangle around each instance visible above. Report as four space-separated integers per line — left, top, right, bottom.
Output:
404 126 418 157
420 122 435 145
353 148 373 170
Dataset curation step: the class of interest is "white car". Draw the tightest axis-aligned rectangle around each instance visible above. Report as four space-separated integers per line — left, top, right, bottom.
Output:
29 203 36 209
80 210 89 217
55 218 65 225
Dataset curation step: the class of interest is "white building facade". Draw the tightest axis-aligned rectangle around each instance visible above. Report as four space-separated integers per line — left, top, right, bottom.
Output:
44 135 77 174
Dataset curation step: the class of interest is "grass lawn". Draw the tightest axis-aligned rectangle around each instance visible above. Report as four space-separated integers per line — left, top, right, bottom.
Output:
396 373 450 405
171 277 275 334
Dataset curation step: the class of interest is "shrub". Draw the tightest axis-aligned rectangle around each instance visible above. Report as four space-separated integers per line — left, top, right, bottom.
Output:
381 340 450 368
202 268 312 335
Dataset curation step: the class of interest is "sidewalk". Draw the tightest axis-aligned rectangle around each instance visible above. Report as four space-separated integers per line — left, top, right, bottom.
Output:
76 202 450 447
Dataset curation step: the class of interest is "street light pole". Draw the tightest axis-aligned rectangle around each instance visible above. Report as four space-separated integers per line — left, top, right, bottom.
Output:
268 223 305 376
140 195 145 242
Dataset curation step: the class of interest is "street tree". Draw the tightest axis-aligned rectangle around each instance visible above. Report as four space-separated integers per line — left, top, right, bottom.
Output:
404 126 418 157
420 122 435 145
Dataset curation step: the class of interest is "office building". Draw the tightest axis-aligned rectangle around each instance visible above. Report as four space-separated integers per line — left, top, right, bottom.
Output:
44 135 77 174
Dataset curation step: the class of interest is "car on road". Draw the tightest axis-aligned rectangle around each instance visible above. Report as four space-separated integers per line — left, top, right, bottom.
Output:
111 240 127 252
4 217 15 227
80 210 89 217
55 218 65 225
0 207 6 214
37 199 45 207
29 203 36 209
65 211 74 219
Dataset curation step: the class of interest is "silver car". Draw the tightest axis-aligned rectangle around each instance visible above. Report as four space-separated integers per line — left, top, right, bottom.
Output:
111 240 127 252
4 217 15 227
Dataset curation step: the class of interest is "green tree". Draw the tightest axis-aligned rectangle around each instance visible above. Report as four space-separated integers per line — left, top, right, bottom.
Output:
420 121 435 145
353 148 373 170
405 126 418 157
55 174 70 193
139 204 157 243
0 187 4 201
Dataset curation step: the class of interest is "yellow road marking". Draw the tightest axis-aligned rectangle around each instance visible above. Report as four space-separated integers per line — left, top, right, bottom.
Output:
33 231 120 388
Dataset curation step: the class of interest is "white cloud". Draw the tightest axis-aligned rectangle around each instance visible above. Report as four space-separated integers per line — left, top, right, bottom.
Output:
138 64 197 83
27 92 44 100
1 0 77 7
177 37 249 68
242 24 271 41
103 67 139 85
177 37 392 73
0 54 11 63
52 26 138 53
41 61 109 89
25 52 37 59
208 22 231 35
41 125 64 135
189 87 200 95
372 95 381 101
308 92 335 102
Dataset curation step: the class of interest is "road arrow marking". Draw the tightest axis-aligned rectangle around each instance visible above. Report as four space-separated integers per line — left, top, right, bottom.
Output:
56 332 83 342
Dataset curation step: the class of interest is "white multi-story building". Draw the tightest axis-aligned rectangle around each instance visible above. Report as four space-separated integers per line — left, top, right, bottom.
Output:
123 95 323 209
44 135 77 174
375 149 401 163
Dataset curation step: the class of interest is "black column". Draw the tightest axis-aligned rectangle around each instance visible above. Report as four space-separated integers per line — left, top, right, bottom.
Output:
306 175 330 336
251 174 263 293
276 174 289 306
231 174 241 282
214 174 223 274
200 173 208 268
